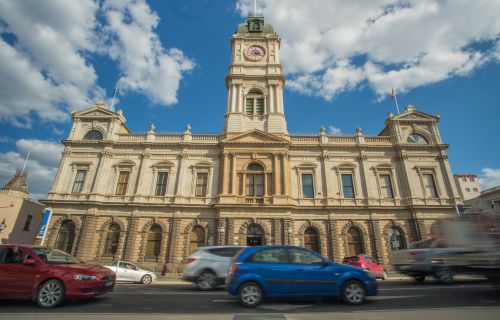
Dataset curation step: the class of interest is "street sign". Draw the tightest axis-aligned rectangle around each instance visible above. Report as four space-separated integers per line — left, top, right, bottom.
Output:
36 208 53 241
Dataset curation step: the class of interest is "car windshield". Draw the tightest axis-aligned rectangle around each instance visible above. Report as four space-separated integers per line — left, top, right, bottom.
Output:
33 248 82 265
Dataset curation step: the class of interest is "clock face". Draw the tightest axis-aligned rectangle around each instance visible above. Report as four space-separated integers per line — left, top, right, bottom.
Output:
244 45 266 61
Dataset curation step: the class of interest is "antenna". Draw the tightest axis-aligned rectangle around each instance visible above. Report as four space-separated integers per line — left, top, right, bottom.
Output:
22 151 30 172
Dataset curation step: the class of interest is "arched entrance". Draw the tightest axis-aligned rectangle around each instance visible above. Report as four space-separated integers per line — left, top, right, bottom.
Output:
347 227 363 256
247 224 263 246
55 220 75 253
304 227 319 253
189 226 205 254
389 227 406 250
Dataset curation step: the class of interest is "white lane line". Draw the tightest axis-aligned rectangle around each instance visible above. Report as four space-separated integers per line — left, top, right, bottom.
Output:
112 291 228 295
379 284 493 291
370 295 424 300
213 299 238 302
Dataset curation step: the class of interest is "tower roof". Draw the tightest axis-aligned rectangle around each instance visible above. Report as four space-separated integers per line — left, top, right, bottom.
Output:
1 169 29 198
235 15 276 36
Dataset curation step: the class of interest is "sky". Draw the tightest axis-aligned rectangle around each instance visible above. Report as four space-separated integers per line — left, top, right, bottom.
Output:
0 0 499 200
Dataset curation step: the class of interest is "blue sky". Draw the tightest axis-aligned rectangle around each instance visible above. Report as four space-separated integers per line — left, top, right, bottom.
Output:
0 0 499 199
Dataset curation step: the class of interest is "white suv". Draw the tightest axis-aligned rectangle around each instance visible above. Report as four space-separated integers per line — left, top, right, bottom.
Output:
182 246 245 290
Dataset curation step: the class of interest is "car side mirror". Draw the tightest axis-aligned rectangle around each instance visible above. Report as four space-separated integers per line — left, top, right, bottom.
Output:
22 258 37 266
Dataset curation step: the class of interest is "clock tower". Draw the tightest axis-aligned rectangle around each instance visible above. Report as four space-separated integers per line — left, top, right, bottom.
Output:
223 14 287 135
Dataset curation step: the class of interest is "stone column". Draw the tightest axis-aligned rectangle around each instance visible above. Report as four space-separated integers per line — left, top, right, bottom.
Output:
174 152 188 197
51 148 71 193
269 85 275 113
134 149 151 196
273 153 280 195
75 209 99 261
166 216 182 273
220 153 229 194
95 148 113 194
230 153 237 194
123 215 141 261
282 153 290 195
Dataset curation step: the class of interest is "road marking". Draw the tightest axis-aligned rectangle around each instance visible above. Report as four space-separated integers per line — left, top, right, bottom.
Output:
370 295 424 300
258 304 313 311
113 291 228 295
379 284 493 291
213 299 239 302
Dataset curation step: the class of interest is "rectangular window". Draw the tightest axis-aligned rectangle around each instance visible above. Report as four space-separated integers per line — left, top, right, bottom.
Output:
379 174 394 198
301 174 314 198
23 215 33 231
465 187 471 192
462 177 467 182
195 172 208 197
115 171 130 195
423 174 438 198
155 172 168 196
246 174 264 197
246 98 254 115
473 188 478 192
470 177 475 182
71 170 87 193
341 174 355 198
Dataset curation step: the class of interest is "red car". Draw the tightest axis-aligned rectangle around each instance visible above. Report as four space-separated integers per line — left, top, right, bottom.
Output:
0 244 116 308
343 254 388 280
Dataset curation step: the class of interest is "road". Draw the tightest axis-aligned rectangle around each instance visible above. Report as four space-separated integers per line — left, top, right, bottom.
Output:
1 278 499 320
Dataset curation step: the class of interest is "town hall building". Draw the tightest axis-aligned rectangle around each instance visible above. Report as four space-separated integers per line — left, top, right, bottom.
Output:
41 14 462 273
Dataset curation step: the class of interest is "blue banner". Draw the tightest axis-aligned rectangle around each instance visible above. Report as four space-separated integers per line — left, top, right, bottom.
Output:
36 208 53 239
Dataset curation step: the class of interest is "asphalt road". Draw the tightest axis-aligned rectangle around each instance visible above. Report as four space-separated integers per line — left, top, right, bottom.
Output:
1 278 499 320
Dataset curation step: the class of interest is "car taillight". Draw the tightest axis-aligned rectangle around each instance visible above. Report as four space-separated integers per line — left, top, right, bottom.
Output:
229 263 240 274
185 257 196 264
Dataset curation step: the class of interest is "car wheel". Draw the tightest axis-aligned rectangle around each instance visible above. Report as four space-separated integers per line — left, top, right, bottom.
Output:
435 267 454 284
414 275 426 283
340 280 366 305
382 271 388 280
196 271 217 290
141 274 153 285
36 279 65 308
239 281 263 308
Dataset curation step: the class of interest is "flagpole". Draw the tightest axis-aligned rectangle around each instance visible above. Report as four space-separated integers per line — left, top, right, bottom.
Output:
110 80 120 110
22 151 30 172
392 88 400 114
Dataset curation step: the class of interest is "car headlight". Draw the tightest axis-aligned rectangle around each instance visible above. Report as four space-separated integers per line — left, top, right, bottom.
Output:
74 274 97 281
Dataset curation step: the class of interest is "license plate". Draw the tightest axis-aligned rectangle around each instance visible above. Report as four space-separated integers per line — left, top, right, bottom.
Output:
105 281 113 287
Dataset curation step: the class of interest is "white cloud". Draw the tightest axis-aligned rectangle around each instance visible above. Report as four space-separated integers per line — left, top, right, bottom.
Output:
328 125 342 135
237 0 500 100
102 0 195 105
0 0 194 126
0 139 63 200
479 168 500 190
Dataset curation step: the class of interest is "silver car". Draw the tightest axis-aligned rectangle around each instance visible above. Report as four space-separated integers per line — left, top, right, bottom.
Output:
104 260 157 284
182 246 245 290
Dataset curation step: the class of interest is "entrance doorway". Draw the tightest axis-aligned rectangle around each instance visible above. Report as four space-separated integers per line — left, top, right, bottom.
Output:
247 224 263 246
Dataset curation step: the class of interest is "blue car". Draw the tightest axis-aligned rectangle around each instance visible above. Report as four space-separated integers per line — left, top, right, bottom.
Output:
226 245 377 307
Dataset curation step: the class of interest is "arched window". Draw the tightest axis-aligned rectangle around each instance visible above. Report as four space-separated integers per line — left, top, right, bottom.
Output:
103 224 120 256
347 227 363 256
245 89 264 116
304 227 319 253
247 224 263 246
83 130 103 140
145 225 162 258
189 226 205 254
407 133 428 144
388 227 406 250
55 220 75 253
246 163 264 197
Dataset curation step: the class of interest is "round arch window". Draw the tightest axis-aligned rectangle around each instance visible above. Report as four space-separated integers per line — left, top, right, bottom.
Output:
189 226 205 254
347 227 363 256
246 163 264 197
407 133 428 144
83 130 103 140
388 227 406 250
247 224 263 246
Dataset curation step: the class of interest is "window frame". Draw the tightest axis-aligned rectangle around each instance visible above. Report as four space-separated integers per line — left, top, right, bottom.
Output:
115 171 130 195
373 165 397 199
245 163 265 197
155 171 168 196
145 225 162 259
72 169 88 194
103 224 121 256
416 167 440 199
301 173 315 198
244 89 266 116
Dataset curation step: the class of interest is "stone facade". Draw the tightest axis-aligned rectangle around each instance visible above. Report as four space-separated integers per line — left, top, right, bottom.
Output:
40 15 462 273
454 174 481 201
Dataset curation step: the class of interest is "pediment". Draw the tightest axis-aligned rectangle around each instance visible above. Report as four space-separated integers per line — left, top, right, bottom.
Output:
72 104 119 118
392 106 439 121
222 130 289 145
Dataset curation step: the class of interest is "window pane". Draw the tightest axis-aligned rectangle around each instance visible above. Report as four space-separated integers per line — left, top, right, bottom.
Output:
301 174 314 198
250 248 287 263
256 98 264 115
246 174 254 196
423 174 438 198
146 226 162 257
289 248 323 264
116 171 130 195
246 98 254 115
379 174 394 198
254 174 264 197
195 172 208 197
155 172 168 196
72 170 87 193
341 174 355 198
